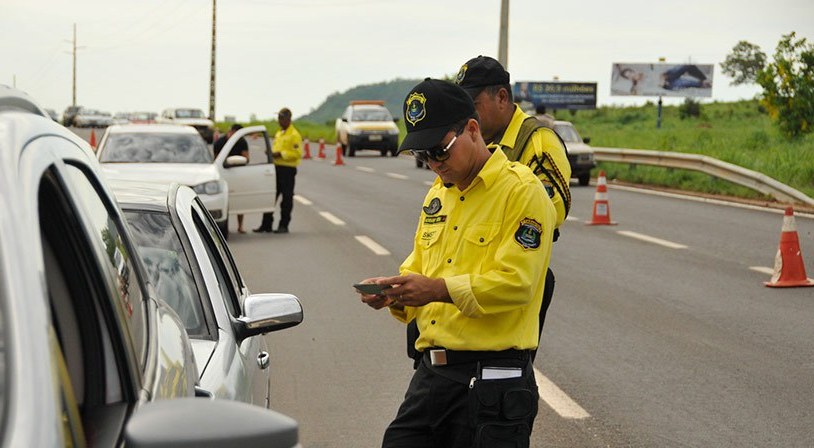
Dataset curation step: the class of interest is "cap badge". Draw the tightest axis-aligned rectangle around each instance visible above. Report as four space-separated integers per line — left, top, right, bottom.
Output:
405 92 427 125
455 64 468 84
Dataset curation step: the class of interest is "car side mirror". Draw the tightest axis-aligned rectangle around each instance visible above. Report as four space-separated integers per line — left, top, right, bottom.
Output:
225 155 248 168
235 293 303 343
125 398 298 448
582 137 591 144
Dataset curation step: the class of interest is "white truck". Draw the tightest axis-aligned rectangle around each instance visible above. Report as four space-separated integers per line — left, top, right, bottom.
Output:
335 100 400 157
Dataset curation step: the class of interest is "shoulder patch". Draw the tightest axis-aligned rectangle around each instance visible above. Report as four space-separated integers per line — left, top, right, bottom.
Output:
514 218 543 250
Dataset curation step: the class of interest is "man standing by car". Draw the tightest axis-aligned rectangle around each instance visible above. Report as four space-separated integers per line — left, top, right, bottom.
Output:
255 108 302 234
215 124 249 233
358 78 556 447
455 55 571 347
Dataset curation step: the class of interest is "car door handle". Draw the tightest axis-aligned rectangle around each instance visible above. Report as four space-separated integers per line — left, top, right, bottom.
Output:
257 351 270 370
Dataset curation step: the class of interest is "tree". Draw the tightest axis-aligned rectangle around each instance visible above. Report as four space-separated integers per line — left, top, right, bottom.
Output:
757 32 814 138
720 40 767 85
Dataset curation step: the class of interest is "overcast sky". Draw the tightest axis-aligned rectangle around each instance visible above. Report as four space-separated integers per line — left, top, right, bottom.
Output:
3 0 812 121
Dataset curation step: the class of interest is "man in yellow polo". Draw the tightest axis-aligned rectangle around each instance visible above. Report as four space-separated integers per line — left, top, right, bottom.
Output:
358 79 556 447
254 107 302 233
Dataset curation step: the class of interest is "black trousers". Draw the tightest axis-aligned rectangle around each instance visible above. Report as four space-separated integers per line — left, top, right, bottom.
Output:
259 165 297 230
383 357 538 448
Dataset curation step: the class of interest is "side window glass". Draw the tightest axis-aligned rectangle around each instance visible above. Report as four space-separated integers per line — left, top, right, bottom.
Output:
124 211 208 338
62 164 146 363
191 202 242 317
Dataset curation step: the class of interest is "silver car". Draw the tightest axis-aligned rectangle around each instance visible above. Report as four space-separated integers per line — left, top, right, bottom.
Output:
111 180 304 407
0 84 299 447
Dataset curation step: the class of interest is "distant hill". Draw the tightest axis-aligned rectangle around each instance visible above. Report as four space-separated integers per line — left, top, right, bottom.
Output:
299 78 421 125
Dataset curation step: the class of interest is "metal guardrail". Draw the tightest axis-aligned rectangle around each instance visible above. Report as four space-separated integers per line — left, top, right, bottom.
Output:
593 147 814 207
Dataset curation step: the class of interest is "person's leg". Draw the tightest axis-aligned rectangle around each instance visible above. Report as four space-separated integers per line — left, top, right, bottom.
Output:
237 214 245 233
277 167 296 230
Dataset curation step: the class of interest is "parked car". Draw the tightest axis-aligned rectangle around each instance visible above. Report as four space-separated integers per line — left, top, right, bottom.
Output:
96 124 276 238
74 108 113 128
62 104 83 126
0 84 299 447
112 180 303 408
112 112 132 125
130 111 158 124
335 100 400 157
159 107 216 143
553 120 596 186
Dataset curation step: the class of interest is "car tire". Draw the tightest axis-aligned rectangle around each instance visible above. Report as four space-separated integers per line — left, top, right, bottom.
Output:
380 149 388 156
348 143 356 157
578 173 591 186
218 219 229 240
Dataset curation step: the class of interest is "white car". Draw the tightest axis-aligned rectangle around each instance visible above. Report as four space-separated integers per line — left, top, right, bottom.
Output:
553 120 596 186
335 101 400 157
159 107 216 143
96 124 276 238
74 108 113 128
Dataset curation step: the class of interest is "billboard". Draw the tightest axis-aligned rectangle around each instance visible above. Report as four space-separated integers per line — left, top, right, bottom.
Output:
611 63 714 97
513 82 597 110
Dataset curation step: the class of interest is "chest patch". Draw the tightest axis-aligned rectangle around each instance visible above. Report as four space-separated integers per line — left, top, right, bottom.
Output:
423 197 442 215
514 218 543 250
424 215 447 225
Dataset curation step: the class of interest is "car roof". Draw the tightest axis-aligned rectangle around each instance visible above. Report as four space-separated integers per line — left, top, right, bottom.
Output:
0 84 49 118
106 123 201 134
110 179 176 212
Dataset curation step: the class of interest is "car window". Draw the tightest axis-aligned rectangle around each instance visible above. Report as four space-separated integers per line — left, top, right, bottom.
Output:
190 200 243 317
352 108 392 121
124 211 208 337
62 164 147 367
176 109 204 119
99 132 212 163
553 124 582 143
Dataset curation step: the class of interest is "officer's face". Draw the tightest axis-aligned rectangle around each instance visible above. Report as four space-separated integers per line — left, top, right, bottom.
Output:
426 121 479 188
471 89 503 142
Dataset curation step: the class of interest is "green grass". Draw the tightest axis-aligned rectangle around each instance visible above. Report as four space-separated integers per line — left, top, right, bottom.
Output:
219 99 814 201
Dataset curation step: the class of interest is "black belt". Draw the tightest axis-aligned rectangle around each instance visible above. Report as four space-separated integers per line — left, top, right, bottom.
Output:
423 348 532 366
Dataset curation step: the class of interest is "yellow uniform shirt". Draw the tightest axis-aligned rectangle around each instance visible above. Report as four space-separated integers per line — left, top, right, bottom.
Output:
490 107 571 228
390 150 556 351
273 125 302 168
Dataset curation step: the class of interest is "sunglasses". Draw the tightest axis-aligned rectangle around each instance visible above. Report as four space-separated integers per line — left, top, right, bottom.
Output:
410 130 462 163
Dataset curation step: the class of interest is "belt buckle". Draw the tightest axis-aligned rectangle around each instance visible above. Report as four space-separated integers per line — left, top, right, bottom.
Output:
429 349 448 366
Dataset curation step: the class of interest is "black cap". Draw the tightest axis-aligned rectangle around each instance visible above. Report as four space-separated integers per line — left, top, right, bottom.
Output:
454 55 511 98
398 78 475 153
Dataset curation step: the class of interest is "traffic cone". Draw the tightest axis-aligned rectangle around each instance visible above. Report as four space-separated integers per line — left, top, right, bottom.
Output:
89 129 97 150
303 139 311 159
765 207 814 288
585 170 617 225
333 144 345 166
318 138 326 159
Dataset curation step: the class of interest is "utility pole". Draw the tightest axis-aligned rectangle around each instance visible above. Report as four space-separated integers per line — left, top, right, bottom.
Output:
72 24 77 106
498 0 509 68
209 0 217 121
657 57 666 129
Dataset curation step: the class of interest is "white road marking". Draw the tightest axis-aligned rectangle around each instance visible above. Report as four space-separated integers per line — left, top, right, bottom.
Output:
424 180 434 186
356 166 375 173
319 211 345 226
386 173 408 180
534 367 590 419
355 235 391 255
294 195 312 205
566 216 580 222
749 266 775 276
617 230 688 249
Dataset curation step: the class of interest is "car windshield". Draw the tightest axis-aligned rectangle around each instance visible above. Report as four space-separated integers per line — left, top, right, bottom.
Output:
124 211 207 337
352 109 392 121
175 109 204 119
554 124 582 143
99 132 212 163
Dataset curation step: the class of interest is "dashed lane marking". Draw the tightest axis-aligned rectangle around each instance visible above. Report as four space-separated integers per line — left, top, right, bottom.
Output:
749 266 774 276
355 235 391 256
319 211 345 226
424 181 434 186
356 166 375 173
294 195 312 205
534 367 590 419
617 230 688 249
386 173 409 180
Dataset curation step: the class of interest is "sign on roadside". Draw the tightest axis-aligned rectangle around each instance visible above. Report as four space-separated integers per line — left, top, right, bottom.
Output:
513 81 597 110
610 63 714 97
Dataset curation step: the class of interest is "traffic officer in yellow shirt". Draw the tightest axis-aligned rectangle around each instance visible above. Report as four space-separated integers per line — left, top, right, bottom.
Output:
456 55 571 345
358 79 556 448
254 107 302 234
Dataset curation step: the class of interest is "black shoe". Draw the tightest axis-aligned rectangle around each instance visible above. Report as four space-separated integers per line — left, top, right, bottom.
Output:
273 227 289 234
253 227 272 233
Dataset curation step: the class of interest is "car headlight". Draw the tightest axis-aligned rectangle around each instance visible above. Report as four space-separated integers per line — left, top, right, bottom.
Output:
192 180 222 195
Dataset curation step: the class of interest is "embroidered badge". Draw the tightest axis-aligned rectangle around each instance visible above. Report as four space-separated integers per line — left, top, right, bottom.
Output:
455 64 468 85
406 92 427 125
424 215 447 225
541 180 555 198
514 218 542 249
422 197 442 215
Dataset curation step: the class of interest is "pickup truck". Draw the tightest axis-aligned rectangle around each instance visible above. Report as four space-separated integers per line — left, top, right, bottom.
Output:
335 100 400 157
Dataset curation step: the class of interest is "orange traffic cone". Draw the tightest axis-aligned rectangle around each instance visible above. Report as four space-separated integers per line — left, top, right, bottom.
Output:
585 170 617 225
318 138 326 159
89 129 97 150
765 207 814 288
333 144 345 166
303 138 311 159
